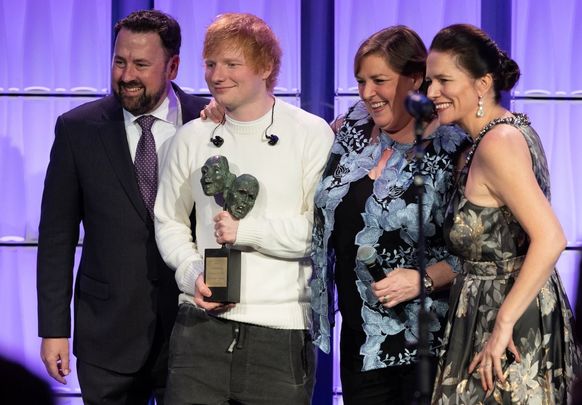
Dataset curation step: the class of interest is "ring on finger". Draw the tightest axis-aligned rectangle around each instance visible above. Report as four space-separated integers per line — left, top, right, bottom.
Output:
381 295 389 304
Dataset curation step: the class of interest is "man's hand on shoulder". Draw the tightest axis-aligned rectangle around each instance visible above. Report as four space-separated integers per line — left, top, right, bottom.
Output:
200 98 225 123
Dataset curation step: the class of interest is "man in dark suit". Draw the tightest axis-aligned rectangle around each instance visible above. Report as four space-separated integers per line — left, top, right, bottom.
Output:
36 10 208 404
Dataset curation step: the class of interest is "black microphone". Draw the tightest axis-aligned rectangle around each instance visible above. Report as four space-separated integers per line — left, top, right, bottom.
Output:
356 245 386 282
211 135 224 147
405 91 435 121
266 133 279 145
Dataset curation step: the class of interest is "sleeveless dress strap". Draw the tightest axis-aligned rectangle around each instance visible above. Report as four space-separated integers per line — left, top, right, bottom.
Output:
463 113 531 169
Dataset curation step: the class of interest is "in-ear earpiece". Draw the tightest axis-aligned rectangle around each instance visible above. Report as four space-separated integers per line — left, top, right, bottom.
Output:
266 134 279 146
209 120 225 147
211 135 224 147
208 98 278 148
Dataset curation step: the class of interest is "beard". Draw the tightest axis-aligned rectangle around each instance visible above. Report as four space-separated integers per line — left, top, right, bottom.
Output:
113 80 167 116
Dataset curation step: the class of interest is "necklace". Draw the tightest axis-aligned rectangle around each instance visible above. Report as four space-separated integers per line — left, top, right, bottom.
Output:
381 132 416 153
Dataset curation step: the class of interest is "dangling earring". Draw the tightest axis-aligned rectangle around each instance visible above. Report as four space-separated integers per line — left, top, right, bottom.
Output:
476 96 484 118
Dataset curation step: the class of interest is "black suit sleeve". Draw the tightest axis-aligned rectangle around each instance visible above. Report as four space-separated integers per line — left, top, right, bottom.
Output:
37 115 82 338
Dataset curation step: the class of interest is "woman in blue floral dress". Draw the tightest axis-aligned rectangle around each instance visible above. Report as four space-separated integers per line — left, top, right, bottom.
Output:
310 26 466 404
426 24 579 404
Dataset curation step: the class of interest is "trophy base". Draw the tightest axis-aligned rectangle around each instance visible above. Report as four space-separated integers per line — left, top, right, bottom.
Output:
203 246 241 303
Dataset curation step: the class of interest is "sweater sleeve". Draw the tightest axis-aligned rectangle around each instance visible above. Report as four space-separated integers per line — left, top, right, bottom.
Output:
154 129 202 296
234 119 334 259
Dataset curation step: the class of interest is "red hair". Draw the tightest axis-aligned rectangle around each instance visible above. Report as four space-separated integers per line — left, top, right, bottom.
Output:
203 13 282 93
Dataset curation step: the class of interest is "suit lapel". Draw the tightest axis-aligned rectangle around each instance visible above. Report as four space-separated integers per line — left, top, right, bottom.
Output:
97 96 149 222
174 84 202 124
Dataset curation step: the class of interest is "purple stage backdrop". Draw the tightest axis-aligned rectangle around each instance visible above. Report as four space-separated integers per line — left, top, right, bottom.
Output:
0 0 580 402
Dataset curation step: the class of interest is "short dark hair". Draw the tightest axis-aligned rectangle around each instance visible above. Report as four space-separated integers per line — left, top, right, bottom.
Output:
430 24 520 102
114 9 181 59
354 26 427 92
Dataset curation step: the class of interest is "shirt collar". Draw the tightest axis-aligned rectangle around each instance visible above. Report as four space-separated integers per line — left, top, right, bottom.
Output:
123 84 180 126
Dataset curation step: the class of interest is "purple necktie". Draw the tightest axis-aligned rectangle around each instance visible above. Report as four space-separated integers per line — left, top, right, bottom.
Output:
134 115 158 219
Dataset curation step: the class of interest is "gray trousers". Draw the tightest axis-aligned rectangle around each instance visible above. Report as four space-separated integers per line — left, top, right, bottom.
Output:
165 303 316 405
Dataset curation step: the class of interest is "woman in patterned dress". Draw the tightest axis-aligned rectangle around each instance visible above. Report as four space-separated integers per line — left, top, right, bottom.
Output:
310 26 466 404
426 24 579 404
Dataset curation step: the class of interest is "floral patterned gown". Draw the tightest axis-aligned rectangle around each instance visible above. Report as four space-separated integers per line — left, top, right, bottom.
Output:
431 114 580 404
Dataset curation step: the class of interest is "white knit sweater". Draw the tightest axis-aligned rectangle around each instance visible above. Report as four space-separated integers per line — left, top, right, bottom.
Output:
155 99 334 329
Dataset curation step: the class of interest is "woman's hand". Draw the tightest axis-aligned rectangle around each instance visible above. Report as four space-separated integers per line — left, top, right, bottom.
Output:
468 320 521 393
372 267 421 307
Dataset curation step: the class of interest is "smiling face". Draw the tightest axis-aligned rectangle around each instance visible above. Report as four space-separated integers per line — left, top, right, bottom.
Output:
111 28 178 116
204 45 271 121
426 50 481 130
356 54 419 133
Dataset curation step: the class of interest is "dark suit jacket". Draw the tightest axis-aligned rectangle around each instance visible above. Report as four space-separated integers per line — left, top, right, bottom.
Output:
37 84 208 373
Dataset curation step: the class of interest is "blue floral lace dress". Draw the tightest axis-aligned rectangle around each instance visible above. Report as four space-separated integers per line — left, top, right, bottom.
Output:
431 114 580 404
310 101 466 372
